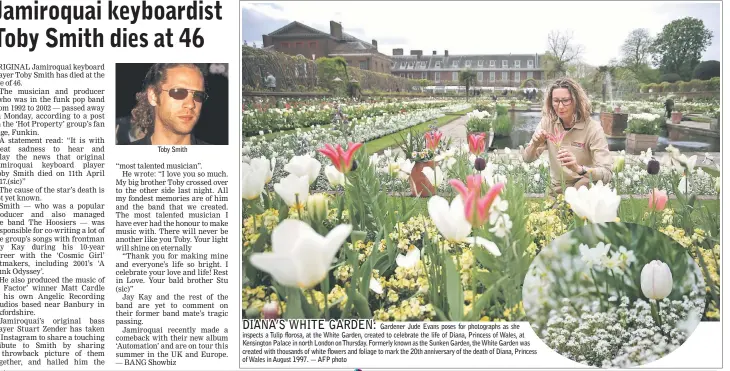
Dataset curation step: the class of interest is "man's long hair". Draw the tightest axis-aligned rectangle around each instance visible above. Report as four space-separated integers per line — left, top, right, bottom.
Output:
541 77 592 126
130 63 206 136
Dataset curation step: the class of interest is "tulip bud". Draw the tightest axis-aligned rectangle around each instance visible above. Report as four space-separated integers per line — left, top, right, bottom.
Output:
647 158 660 175
640 260 673 300
613 156 625 172
245 305 261 318
262 301 279 319
306 194 329 223
474 157 486 171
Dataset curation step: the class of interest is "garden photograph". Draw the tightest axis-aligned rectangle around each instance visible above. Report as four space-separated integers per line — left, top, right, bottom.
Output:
523 222 707 368
240 1 720 331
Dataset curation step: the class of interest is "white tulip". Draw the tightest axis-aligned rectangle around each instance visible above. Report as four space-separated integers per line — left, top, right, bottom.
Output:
421 166 444 188
640 260 673 300
250 156 275 184
325 165 346 187
241 163 266 200
283 155 321 184
396 247 421 269
369 277 383 294
274 174 310 207
250 220 352 289
564 181 621 223
427 195 501 256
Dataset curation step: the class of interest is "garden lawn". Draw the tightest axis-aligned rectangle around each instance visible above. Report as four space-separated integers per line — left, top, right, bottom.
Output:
364 107 474 155
258 124 330 141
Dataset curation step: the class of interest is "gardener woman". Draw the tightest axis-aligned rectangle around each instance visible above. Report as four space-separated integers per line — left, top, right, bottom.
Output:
522 77 613 194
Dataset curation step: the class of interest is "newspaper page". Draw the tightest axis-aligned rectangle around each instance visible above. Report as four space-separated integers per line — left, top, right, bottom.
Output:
1 0 239 369
0 0 726 370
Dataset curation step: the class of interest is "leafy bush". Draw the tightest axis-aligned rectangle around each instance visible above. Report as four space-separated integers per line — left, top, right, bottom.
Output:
705 77 720 91
625 113 663 135
693 60 720 80
660 73 682 83
467 117 491 133
495 104 508 116
492 115 513 137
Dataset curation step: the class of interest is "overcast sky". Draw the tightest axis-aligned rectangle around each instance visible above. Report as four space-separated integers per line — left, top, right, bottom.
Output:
241 1 721 67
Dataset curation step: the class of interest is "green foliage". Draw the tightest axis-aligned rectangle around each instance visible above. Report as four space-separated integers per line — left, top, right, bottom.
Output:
651 17 713 79
660 73 682 83
466 118 491 133
495 104 508 116
625 115 663 135
693 60 720 80
492 115 513 137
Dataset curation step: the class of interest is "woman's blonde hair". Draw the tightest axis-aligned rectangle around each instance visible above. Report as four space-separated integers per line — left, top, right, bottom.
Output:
542 77 592 126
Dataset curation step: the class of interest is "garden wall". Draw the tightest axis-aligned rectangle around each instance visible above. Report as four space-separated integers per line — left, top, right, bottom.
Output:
242 46 419 93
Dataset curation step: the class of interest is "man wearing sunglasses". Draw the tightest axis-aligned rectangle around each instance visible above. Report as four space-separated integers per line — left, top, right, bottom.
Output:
130 63 210 145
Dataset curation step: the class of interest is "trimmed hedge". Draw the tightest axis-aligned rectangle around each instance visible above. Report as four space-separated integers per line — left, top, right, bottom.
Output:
639 77 719 94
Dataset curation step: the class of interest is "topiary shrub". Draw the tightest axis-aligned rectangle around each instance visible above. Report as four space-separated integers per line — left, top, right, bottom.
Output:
693 60 720 80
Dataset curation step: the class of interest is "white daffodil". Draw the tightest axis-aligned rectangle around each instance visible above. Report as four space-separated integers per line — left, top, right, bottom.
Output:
435 148 456 162
397 159 414 180
242 162 266 200
617 246 636 270
564 181 621 223
579 242 611 269
640 260 673 300
396 247 421 268
489 214 512 239
422 166 444 188
283 155 321 184
250 156 276 184
249 220 352 289
369 277 383 294
325 165 346 187
274 174 310 207
427 195 501 256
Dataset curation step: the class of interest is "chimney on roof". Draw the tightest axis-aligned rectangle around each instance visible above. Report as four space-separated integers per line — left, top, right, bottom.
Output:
372 40 378 51
410 50 422 58
445 50 448 57
329 21 342 40
392 48 403 56
433 50 437 55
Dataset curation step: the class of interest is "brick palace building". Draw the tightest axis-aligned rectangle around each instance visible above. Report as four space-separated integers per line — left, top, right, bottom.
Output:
389 49 545 88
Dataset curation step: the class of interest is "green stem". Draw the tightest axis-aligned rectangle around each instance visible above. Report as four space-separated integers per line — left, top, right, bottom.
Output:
590 269 604 311
651 300 665 336
322 276 330 320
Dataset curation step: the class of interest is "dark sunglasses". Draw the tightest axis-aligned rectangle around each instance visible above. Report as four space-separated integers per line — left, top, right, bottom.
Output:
162 88 208 103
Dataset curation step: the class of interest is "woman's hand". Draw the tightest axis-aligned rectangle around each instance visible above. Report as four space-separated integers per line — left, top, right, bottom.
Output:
529 128 547 147
557 149 581 173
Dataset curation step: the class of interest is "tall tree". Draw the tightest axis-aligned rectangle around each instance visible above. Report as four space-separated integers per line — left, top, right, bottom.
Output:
651 17 713 79
620 28 654 75
458 69 477 100
544 30 585 78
